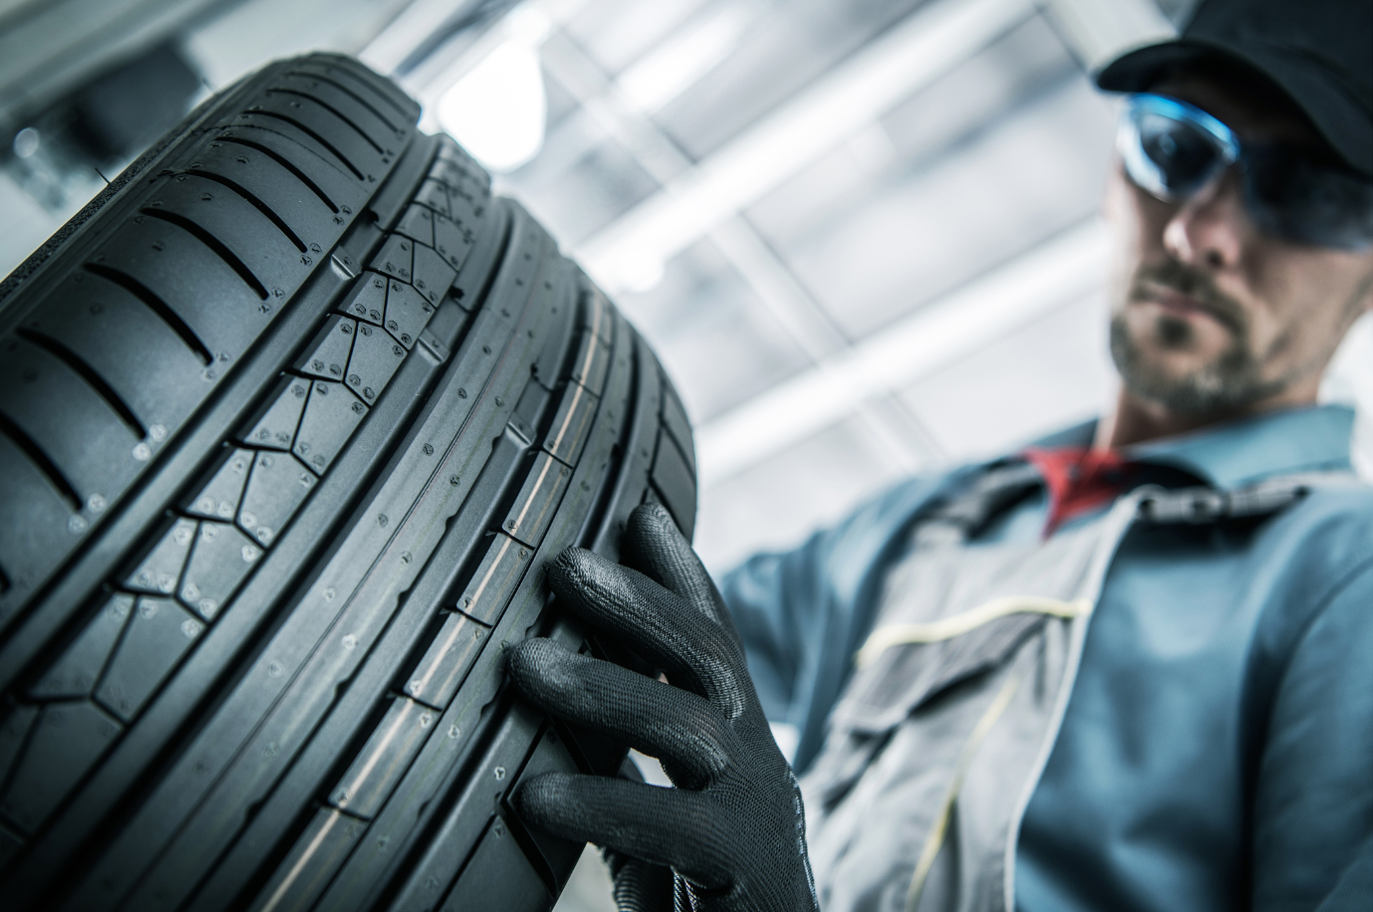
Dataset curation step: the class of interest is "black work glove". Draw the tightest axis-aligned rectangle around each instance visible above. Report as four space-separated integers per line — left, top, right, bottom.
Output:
506 503 818 912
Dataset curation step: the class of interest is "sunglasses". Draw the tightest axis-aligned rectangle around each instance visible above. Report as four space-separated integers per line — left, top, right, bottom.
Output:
1118 93 1373 251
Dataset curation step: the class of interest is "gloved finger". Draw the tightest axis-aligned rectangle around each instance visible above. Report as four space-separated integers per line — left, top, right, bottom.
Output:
620 504 726 629
546 549 746 709
601 849 675 912
514 772 730 890
507 638 733 787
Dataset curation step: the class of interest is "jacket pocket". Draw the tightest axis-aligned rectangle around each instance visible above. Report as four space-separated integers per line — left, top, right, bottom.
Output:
830 610 1048 735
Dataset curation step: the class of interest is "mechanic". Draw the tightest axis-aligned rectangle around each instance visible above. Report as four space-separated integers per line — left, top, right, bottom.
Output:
504 0 1373 910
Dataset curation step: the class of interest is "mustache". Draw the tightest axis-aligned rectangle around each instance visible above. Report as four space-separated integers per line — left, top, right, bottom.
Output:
1129 260 1247 334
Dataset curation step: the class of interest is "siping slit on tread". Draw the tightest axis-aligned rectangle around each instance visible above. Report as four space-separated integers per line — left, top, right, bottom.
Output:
184 170 310 252
82 263 215 365
0 51 696 912
241 110 365 179
212 134 343 213
264 89 387 154
283 72 400 133
137 207 271 300
13 328 147 438
0 412 83 510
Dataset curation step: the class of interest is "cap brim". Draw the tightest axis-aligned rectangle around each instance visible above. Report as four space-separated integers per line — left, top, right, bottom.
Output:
1097 39 1373 177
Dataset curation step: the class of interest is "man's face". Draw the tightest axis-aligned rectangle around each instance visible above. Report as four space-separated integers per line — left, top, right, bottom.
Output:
1105 73 1373 417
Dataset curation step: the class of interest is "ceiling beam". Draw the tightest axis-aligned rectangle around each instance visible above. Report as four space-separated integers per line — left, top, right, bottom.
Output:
573 0 1037 293
694 219 1109 486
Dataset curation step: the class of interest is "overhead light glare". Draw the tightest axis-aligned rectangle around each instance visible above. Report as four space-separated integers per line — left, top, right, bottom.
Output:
437 40 547 173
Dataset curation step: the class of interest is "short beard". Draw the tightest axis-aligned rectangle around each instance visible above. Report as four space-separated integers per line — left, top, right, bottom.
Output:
1110 261 1288 416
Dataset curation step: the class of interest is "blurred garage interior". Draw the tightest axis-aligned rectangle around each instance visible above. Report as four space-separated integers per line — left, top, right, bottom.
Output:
3 1 1370 907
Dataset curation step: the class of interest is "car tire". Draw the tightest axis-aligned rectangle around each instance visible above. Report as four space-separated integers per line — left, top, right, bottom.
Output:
0 52 697 912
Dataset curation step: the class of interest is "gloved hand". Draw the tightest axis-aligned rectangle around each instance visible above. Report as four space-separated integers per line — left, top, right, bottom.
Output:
505 503 818 912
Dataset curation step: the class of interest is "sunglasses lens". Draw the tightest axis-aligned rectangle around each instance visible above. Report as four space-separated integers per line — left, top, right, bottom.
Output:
1121 98 1230 201
1244 150 1373 250
1120 95 1373 250
1138 115 1221 193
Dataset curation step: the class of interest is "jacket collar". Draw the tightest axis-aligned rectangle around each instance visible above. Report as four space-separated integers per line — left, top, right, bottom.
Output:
1030 404 1356 490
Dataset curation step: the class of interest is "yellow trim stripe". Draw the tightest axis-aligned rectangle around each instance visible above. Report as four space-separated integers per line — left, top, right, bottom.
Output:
856 596 1090 669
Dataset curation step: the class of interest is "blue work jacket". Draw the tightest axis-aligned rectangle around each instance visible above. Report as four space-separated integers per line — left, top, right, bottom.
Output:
721 404 1373 910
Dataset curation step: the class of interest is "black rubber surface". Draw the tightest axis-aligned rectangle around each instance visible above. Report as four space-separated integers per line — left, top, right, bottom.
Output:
0 52 697 912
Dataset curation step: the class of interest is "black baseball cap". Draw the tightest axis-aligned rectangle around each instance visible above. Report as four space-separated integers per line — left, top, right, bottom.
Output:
1096 0 1373 178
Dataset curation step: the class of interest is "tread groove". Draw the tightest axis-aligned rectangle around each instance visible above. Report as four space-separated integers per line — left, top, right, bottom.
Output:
266 88 385 154
213 136 340 213
249 111 365 179
138 208 270 301
185 169 308 252
297 64 412 119
0 412 82 509
83 263 214 365
283 72 398 132
15 329 147 438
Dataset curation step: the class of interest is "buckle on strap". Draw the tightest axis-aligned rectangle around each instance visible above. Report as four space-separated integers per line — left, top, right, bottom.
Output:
1138 480 1311 525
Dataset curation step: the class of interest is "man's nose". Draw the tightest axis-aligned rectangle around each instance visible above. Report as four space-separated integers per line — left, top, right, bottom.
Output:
1162 170 1248 270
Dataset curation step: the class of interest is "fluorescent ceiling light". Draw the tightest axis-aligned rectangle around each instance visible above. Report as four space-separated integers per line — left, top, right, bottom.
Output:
436 39 547 172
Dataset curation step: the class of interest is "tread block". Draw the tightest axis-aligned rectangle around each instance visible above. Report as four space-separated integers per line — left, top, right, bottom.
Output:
568 329 610 396
248 808 363 912
0 701 120 833
542 380 597 466
95 596 203 722
402 612 487 709
440 817 549 911
288 59 419 125
0 705 40 786
238 451 316 546
660 382 696 474
246 93 385 180
242 376 310 450
94 214 271 359
651 428 697 542
188 448 254 520
410 244 456 308
455 534 529 625
270 76 397 146
146 174 314 296
0 431 74 603
25 272 207 433
502 453 572 548
0 336 142 503
179 521 262 621
393 204 434 248
211 127 367 215
183 141 342 250
370 235 413 284
345 324 405 405
581 286 612 344
125 518 197 595
383 281 434 349
413 179 450 220
431 212 474 271
390 709 540 912
340 272 388 325
29 594 134 699
329 696 435 819
507 727 584 888
295 315 356 383
294 379 367 474
436 136 487 188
